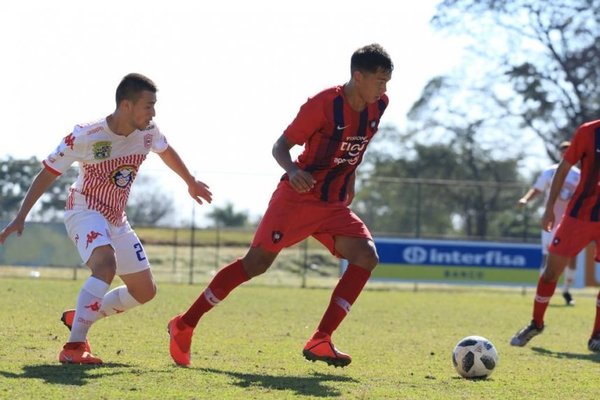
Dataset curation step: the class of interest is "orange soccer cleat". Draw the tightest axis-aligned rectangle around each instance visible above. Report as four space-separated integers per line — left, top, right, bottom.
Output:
59 342 103 365
61 309 75 330
167 314 194 367
60 309 92 353
303 334 352 367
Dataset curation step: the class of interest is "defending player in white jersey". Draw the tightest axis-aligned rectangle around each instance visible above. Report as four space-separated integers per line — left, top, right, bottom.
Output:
517 141 580 305
0 73 212 364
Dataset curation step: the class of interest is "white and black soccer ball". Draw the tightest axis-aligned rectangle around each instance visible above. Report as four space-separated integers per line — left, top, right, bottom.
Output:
452 335 498 379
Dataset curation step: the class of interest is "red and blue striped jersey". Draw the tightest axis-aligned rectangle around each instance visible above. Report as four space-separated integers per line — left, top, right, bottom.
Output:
564 119 600 221
283 85 388 202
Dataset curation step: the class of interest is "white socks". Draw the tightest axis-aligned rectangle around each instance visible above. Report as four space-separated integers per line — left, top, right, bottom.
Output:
563 267 575 293
69 277 109 343
68 280 141 343
99 285 141 317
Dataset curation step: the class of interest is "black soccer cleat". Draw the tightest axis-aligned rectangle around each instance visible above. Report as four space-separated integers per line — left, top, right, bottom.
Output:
510 320 544 347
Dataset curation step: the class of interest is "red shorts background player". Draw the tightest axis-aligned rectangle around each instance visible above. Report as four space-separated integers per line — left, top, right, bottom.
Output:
511 119 600 352
516 141 580 305
168 43 393 368
0 73 212 364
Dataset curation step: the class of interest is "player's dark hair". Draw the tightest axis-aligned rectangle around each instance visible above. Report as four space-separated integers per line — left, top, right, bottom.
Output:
115 73 157 106
351 43 394 74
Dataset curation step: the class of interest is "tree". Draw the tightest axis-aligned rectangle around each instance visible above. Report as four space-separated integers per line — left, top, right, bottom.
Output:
0 156 77 222
356 125 526 239
207 202 249 228
126 175 175 226
353 1 599 240
0 156 175 225
432 0 600 160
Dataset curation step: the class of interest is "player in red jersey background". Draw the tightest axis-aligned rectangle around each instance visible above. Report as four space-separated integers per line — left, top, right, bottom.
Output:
511 119 600 352
0 73 212 364
516 141 580 305
168 43 393 367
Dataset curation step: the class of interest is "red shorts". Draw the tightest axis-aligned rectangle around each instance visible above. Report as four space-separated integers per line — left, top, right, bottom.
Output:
251 181 372 257
549 216 600 260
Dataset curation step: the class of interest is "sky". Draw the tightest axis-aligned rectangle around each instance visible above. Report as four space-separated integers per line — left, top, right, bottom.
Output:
0 0 472 226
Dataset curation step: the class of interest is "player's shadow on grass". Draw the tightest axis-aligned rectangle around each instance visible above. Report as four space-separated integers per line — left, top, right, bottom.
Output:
200 367 358 397
0 363 130 386
531 347 600 363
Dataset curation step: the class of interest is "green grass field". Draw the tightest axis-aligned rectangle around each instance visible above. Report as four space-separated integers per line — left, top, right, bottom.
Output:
0 278 599 399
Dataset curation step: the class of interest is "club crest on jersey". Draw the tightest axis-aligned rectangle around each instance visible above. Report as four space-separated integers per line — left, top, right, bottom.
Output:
92 141 112 160
552 237 561 246
272 231 283 244
111 165 137 188
144 133 152 149
369 119 379 131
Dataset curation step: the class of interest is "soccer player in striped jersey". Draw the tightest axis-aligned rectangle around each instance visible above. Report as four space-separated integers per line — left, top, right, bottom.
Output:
510 120 600 352
168 44 393 367
0 73 212 364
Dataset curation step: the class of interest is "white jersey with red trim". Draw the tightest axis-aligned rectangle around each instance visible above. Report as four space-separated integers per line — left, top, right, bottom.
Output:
533 163 581 220
43 118 169 226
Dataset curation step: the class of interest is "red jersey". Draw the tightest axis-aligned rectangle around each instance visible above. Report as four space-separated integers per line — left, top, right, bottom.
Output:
564 119 600 221
283 85 388 202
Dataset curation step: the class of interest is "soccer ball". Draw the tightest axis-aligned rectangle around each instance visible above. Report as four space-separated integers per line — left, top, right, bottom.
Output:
452 335 498 379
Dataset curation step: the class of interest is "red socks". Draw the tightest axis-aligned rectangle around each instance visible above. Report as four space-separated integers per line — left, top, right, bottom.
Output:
181 259 249 328
532 276 557 327
313 264 371 339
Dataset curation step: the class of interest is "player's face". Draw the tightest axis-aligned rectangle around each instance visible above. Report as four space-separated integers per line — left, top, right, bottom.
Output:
357 68 392 104
129 90 157 130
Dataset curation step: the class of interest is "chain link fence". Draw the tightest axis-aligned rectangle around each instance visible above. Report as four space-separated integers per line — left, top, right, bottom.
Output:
0 178 543 285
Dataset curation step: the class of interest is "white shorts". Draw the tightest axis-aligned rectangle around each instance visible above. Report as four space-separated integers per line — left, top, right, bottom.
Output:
541 228 558 255
64 210 150 275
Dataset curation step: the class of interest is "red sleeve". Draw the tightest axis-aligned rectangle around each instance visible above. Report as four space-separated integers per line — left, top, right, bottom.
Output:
283 95 326 145
564 124 586 166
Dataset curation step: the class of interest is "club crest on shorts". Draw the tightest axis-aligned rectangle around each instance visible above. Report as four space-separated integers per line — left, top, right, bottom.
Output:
272 231 283 244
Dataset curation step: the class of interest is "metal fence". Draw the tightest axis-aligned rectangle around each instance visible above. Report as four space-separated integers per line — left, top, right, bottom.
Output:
0 178 543 284
357 177 539 243
0 221 340 286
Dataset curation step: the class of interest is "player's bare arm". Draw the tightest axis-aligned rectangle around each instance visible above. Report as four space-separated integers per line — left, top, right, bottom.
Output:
0 168 58 244
517 188 541 208
272 134 315 193
158 145 212 205
541 159 573 232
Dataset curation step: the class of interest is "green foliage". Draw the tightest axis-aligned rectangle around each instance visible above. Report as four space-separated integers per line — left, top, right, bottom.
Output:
0 278 599 399
0 157 41 220
0 156 77 222
207 202 249 228
432 0 600 159
357 130 529 239
126 175 175 226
